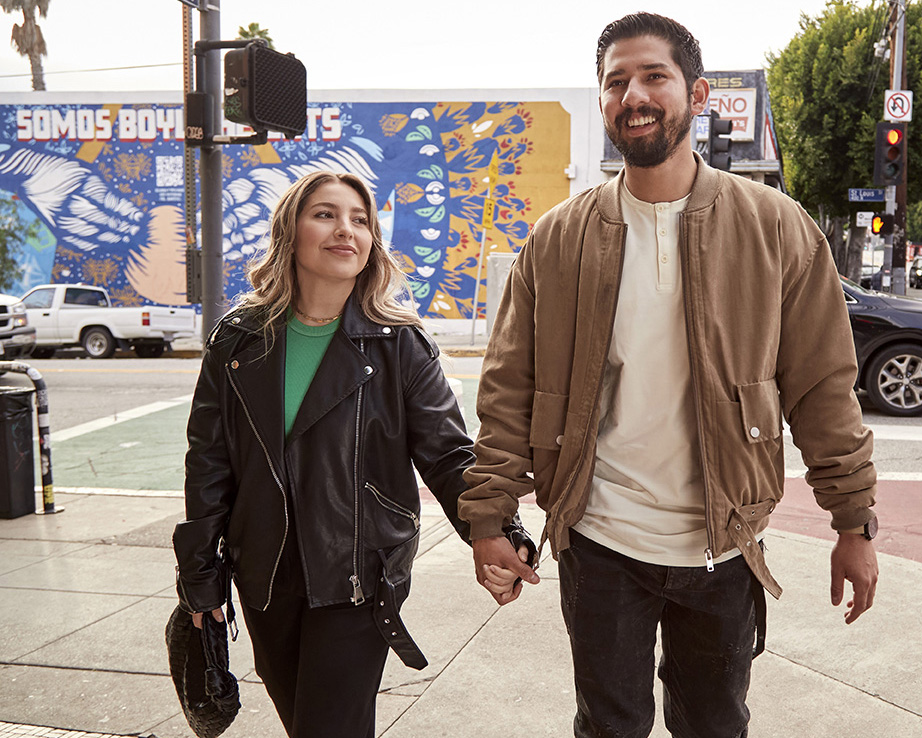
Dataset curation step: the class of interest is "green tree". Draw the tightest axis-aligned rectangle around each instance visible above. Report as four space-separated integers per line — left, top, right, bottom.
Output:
236 22 274 50
908 200 922 243
0 195 39 292
766 0 922 278
1 0 49 91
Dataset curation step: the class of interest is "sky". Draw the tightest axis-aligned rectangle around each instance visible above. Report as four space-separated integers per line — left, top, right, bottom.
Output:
0 0 839 94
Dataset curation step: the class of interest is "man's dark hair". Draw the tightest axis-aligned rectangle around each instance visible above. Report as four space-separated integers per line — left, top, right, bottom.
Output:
596 13 703 93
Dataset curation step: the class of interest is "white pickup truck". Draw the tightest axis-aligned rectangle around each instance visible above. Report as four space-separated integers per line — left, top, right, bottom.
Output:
21 284 197 359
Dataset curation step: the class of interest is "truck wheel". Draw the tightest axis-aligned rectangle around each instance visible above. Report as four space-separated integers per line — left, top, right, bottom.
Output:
82 327 116 359
866 343 922 416
30 347 56 360
135 343 166 358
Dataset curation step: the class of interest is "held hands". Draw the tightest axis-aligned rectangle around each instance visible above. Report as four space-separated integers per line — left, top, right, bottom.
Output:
830 534 879 624
473 535 540 606
192 607 225 629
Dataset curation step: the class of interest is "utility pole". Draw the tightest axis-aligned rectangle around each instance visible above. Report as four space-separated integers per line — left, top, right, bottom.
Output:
888 0 908 294
199 0 225 337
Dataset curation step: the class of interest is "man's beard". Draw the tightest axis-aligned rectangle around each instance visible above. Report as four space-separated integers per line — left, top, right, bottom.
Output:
605 103 694 169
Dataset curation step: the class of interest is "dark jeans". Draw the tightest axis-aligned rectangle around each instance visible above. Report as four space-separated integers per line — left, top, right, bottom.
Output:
240 564 389 738
559 530 758 738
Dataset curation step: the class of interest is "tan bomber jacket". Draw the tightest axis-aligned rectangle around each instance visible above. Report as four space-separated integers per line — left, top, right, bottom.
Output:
459 154 877 598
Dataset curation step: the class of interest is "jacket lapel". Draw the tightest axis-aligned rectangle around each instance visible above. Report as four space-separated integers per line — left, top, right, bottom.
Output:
227 328 287 479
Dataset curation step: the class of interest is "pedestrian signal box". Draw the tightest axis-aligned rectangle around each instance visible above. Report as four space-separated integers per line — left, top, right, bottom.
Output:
870 213 894 236
224 42 307 138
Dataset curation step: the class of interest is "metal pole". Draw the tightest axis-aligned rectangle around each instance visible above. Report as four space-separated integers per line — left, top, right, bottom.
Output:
200 0 224 338
890 0 908 294
471 182 491 346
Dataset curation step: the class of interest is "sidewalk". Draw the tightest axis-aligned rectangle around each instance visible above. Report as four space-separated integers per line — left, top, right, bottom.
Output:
1 325 921 736
1 490 920 737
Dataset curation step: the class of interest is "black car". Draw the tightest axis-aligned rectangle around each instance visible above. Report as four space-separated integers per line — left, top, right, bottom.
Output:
909 256 922 289
841 275 922 416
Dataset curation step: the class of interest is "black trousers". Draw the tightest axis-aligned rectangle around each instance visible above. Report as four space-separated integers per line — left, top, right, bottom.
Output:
240 585 389 738
559 530 757 738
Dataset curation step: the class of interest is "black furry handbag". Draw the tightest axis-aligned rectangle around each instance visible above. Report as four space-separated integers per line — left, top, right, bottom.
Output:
165 603 240 738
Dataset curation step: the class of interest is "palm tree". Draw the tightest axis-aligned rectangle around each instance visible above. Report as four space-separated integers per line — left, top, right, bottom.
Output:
1 0 49 91
237 22 274 50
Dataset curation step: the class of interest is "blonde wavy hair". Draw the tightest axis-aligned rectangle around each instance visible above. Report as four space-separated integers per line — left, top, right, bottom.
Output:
238 171 421 331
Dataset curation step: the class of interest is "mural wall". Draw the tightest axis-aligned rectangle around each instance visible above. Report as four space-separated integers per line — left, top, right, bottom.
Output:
0 100 570 318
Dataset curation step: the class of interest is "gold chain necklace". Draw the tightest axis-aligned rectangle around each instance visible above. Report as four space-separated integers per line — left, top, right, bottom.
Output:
294 307 342 324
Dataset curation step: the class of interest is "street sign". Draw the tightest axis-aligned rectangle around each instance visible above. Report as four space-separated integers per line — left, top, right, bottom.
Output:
848 188 885 202
884 90 913 122
487 153 499 185
856 211 875 228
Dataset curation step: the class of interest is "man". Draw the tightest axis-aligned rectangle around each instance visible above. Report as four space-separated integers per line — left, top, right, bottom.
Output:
459 12 879 738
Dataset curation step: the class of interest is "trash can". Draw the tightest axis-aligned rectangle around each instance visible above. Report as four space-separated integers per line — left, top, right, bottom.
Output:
0 386 36 519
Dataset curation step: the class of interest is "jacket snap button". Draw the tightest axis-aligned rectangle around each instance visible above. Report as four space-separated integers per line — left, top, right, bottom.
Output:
749 426 760 439
556 434 564 446
364 365 373 375
382 326 392 334
230 360 239 369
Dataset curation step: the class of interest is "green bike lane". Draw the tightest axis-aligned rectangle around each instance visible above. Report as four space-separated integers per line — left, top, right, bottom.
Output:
47 376 482 495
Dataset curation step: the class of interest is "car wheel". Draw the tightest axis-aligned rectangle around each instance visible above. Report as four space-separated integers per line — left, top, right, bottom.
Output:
82 327 116 359
134 343 166 358
30 347 56 360
866 343 922 416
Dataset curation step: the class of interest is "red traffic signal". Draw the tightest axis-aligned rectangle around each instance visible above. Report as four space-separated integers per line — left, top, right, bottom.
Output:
873 121 907 187
870 213 894 236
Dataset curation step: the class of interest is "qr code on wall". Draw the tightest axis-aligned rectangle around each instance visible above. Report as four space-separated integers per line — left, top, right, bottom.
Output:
156 156 184 188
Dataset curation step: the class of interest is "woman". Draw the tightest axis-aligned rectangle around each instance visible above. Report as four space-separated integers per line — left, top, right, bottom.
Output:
173 171 528 737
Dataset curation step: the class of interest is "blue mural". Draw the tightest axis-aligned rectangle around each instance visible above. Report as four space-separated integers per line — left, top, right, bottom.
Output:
0 101 569 317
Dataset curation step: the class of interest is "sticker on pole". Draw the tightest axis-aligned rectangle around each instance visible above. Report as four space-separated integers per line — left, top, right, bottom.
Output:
884 90 913 122
481 197 496 230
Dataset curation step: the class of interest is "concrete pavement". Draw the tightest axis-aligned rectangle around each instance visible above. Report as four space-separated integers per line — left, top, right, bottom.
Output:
1 326 921 736
2 493 921 737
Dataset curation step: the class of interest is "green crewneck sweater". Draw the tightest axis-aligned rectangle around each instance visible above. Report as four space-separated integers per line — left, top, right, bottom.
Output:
285 314 340 438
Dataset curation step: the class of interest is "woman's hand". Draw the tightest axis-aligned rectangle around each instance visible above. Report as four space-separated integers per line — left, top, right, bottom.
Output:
192 607 225 629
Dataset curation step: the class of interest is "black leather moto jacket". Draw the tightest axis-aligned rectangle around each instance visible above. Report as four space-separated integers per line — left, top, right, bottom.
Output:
174 296 477 648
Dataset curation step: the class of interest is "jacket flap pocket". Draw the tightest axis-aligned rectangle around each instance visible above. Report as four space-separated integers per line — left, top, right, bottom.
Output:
530 391 569 450
737 379 782 444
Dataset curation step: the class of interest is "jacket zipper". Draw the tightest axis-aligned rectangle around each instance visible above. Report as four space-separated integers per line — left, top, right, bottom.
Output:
366 482 420 529
351 338 366 606
556 225 626 539
227 366 289 608
678 213 715 570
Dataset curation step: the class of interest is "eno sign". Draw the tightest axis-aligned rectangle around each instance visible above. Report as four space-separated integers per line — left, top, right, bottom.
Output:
695 89 757 142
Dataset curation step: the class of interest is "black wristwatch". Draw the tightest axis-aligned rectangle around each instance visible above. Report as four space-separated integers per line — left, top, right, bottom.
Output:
840 517 878 540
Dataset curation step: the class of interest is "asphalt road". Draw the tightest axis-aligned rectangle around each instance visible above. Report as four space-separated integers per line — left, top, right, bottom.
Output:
1 351 919 480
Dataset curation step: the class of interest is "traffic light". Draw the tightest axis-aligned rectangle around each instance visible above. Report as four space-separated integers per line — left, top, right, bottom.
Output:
224 42 307 138
707 110 732 170
870 213 894 236
873 121 907 186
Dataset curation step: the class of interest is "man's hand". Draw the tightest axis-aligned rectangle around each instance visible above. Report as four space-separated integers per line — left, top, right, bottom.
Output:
830 534 878 624
473 535 540 606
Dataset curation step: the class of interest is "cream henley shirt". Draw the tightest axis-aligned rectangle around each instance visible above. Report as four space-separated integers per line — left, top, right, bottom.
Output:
573 184 739 568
